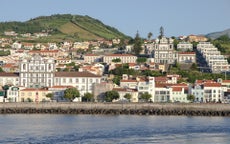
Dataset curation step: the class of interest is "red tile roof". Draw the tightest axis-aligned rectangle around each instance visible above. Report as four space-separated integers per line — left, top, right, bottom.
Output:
50 85 73 89
120 79 137 83
0 72 19 77
222 80 230 83
85 54 99 56
112 88 137 92
55 71 101 77
204 83 221 87
105 54 136 57
172 87 182 92
21 88 48 91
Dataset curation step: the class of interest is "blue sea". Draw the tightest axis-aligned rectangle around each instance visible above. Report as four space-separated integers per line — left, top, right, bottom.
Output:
0 114 230 144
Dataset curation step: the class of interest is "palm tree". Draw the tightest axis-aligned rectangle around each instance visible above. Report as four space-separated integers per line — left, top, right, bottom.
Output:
147 32 153 41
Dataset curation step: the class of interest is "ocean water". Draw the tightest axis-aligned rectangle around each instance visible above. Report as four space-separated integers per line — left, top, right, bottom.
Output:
0 114 230 144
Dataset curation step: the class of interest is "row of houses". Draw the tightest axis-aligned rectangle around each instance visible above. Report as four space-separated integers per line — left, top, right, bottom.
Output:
116 75 230 103
1 65 230 103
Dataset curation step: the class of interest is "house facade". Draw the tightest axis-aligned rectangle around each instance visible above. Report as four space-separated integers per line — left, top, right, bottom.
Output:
54 71 101 97
152 37 176 64
103 54 137 64
177 52 196 63
19 54 55 88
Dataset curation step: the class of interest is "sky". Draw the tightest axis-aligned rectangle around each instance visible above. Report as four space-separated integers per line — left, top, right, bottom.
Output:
1 0 230 38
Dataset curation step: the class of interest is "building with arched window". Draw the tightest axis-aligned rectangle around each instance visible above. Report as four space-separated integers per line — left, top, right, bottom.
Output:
19 54 55 88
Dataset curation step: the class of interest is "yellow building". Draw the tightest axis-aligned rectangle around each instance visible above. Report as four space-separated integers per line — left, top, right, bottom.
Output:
19 88 50 102
187 35 208 42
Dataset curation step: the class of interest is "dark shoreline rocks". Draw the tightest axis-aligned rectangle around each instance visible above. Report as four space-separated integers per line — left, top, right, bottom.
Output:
1 103 230 116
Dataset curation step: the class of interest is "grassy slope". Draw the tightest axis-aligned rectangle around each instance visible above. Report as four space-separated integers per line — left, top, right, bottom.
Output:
58 22 101 40
0 14 128 41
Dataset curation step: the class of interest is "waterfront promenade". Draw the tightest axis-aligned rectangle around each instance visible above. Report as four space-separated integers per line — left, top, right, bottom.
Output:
1 102 230 116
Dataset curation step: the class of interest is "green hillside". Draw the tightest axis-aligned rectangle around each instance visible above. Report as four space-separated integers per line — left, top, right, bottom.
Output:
0 14 129 41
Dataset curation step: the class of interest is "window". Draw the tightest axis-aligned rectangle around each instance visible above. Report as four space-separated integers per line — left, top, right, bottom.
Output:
23 64 26 70
48 64 52 70
89 79 93 83
69 78 72 83
76 78 79 83
63 78 66 83
82 78 85 83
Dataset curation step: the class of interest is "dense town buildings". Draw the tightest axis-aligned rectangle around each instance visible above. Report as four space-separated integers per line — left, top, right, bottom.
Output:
0 32 229 104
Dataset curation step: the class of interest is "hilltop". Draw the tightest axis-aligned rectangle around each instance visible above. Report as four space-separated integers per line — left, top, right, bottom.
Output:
0 14 129 42
206 28 230 40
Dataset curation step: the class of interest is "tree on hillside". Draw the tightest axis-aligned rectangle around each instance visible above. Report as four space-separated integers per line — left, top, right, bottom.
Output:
190 63 198 71
133 31 143 56
112 75 121 85
64 87 80 101
159 26 164 38
136 57 147 64
147 32 153 41
216 35 230 42
104 90 119 102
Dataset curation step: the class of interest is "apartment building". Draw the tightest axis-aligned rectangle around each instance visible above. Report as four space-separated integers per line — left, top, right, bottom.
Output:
197 42 230 73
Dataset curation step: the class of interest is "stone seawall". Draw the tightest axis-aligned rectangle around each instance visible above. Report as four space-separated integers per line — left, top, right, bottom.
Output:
1 103 230 116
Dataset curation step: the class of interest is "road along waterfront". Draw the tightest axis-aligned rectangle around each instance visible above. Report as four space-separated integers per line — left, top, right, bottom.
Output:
1 103 230 116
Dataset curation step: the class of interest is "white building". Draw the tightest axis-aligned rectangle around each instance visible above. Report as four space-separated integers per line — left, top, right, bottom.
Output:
177 52 196 63
0 72 19 86
203 83 223 102
197 42 230 73
19 54 55 88
103 54 137 64
137 77 155 101
152 37 176 64
84 54 102 63
12 42 22 49
177 41 193 51
54 71 101 97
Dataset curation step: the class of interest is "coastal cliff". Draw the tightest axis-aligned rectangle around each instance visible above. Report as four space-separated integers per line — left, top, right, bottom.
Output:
1 103 230 116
